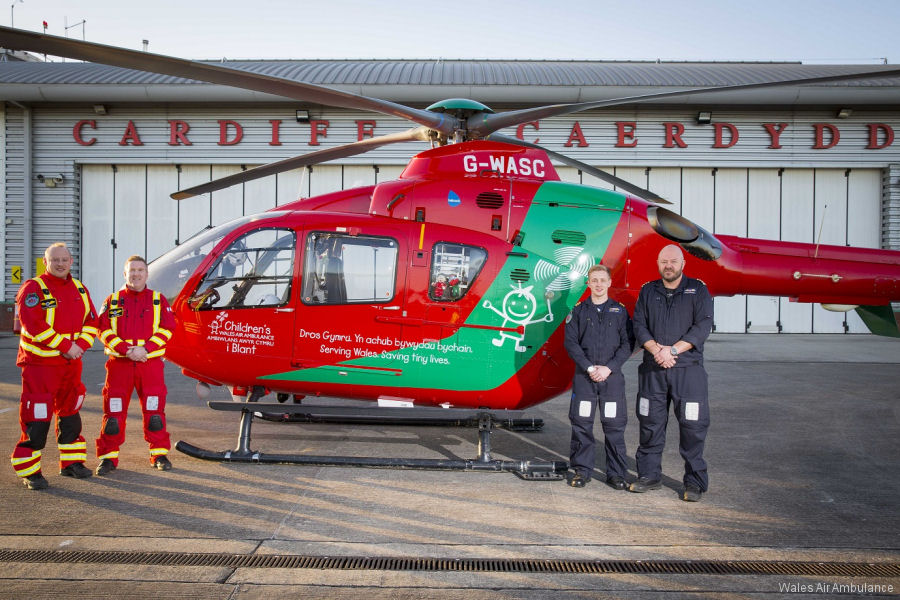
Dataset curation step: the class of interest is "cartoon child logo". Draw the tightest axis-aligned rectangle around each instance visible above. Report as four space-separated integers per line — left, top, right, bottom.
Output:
482 282 553 352
209 311 229 335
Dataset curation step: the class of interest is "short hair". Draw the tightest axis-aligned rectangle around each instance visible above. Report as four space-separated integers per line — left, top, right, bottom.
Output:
124 255 147 266
44 242 71 259
587 264 611 278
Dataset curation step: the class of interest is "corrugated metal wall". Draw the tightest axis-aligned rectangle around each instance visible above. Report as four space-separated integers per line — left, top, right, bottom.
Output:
0 102 5 300
885 164 900 250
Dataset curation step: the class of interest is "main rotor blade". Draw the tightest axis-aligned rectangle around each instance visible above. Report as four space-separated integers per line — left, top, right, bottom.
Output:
486 134 669 204
172 127 431 200
469 66 900 137
0 26 458 135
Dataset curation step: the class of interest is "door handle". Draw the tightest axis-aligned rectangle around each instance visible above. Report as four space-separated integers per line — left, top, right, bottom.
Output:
274 308 295 313
381 306 401 311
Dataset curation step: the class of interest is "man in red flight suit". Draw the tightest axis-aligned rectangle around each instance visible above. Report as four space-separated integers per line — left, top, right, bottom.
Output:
95 255 176 475
12 242 99 490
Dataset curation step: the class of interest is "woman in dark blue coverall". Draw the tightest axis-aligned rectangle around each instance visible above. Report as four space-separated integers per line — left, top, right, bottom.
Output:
564 264 635 489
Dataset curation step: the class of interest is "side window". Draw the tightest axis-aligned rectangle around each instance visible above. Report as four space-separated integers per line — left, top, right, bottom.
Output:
429 242 487 302
190 228 295 310
302 232 398 305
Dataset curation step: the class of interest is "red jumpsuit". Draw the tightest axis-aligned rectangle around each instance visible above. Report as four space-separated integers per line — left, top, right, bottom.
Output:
11 274 99 479
95 286 176 467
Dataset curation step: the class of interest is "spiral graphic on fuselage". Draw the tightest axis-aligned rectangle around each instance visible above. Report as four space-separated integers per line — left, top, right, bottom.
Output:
534 246 594 291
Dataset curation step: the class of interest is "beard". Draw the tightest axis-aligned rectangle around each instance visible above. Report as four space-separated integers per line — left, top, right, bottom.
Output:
660 266 683 283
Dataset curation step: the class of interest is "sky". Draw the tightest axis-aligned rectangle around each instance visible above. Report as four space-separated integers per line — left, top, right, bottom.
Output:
6 0 900 64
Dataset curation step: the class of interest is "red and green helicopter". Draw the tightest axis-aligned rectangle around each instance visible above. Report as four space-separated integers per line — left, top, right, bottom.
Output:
2 27 898 476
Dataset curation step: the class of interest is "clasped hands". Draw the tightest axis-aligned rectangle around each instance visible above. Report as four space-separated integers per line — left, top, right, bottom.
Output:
125 346 149 362
653 345 678 369
588 365 612 382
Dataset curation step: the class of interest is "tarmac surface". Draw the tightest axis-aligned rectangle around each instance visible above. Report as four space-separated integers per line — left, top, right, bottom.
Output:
0 333 897 599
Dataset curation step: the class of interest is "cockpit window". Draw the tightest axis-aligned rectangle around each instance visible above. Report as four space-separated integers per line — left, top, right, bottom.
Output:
429 242 487 302
148 213 287 303
302 232 398 305
190 227 296 310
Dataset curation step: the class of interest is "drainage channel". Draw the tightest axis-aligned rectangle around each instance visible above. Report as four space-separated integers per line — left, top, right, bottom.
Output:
1 549 898 577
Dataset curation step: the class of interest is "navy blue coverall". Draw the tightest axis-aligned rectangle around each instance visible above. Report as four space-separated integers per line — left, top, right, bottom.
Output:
564 298 635 481
632 276 714 491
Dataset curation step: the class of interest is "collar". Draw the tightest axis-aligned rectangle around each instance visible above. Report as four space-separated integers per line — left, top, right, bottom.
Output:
119 285 151 297
40 272 74 289
654 276 688 295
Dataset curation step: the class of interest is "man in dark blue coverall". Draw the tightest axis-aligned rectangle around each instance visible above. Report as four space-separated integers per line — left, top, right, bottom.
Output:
564 264 635 489
630 244 714 502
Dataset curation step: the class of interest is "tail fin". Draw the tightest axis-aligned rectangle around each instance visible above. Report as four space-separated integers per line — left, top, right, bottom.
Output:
854 305 900 338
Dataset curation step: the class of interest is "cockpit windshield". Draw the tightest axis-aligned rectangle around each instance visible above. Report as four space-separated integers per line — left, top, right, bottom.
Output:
147 213 287 303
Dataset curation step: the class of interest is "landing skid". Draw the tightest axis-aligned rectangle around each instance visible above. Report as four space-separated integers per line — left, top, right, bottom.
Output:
175 402 567 480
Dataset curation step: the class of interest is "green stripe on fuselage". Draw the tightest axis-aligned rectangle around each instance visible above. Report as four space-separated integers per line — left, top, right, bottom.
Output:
262 182 626 390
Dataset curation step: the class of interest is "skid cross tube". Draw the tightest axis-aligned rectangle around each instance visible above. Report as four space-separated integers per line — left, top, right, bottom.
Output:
175 402 567 480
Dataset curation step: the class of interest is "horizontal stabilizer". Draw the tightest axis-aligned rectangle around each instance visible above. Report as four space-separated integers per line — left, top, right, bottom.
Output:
854 305 900 338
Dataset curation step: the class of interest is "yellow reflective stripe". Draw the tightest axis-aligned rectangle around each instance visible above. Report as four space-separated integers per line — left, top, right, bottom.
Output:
31 327 56 342
30 278 56 325
147 291 168 357
60 452 87 462
18 340 60 357
82 326 99 335
103 291 124 356
46 334 65 348
152 291 162 332
108 290 121 337
78 333 95 346
149 448 169 456
16 463 42 477
100 330 119 344
71 278 91 322
58 441 86 451
11 451 41 465
98 451 119 460
59 440 87 462
41 282 56 325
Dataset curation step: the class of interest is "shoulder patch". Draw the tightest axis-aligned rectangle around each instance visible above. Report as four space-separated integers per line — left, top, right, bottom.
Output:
565 313 573 324
108 307 125 318
24 293 39 308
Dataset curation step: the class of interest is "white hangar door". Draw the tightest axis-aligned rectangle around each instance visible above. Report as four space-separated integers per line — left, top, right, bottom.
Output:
80 163 404 300
696 167 882 333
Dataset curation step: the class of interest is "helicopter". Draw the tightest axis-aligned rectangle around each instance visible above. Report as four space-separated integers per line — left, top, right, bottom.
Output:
2 26 899 478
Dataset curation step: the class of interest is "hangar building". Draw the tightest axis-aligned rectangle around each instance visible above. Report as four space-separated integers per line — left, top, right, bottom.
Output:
1 55 899 333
